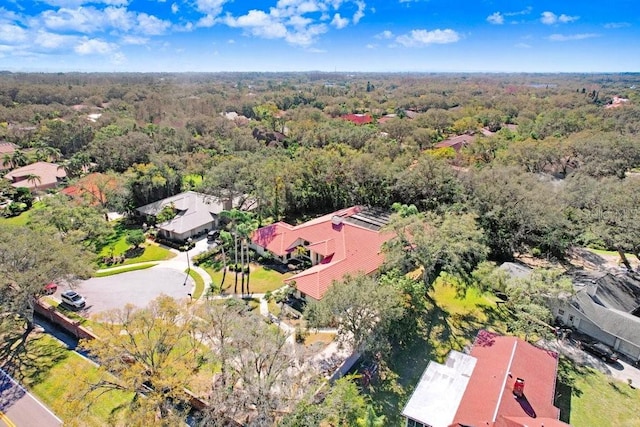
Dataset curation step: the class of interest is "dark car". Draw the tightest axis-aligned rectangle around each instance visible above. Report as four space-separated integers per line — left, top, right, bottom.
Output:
207 230 220 242
582 341 619 363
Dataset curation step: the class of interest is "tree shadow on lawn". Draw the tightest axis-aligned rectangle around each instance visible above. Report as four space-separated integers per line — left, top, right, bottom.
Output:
3 333 69 387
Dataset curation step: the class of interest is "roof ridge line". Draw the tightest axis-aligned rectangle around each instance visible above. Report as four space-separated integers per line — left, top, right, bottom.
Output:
492 340 518 422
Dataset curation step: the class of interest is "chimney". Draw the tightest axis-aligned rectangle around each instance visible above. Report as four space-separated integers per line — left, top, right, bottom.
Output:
513 377 525 397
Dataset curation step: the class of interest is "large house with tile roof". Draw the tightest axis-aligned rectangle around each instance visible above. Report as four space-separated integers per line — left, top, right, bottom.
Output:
4 161 66 191
402 330 570 427
250 206 392 300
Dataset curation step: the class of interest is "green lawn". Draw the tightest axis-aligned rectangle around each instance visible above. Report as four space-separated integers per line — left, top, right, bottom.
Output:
188 268 205 300
94 262 158 277
556 357 640 426
204 262 292 294
0 201 43 227
4 333 132 426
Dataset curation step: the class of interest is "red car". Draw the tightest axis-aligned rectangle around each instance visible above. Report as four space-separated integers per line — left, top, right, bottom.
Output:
43 283 58 295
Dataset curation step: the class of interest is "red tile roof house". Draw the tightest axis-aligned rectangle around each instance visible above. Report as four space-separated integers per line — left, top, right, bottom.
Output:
341 113 373 125
250 206 393 300
4 161 66 191
402 330 571 427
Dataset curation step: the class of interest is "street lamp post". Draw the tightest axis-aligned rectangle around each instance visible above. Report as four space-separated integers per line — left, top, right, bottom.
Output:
183 237 193 286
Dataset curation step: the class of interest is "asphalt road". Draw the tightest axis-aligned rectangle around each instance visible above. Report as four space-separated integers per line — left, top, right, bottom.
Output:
55 267 194 315
0 368 62 427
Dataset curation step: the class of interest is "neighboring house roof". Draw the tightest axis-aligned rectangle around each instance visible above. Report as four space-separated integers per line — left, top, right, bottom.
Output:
341 113 373 125
434 134 475 152
60 173 117 206
137 191 245 236
499 262 533 279
402 331 568 427
4 162 66 189
251 206 393 300
571 290 640 349
0 142 18 155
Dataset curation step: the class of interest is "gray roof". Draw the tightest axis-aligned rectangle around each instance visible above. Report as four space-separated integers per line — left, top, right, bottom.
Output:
137 191 234 235
401 350 476 427
570 269 640 313
572 291 640 347
499 262 533 279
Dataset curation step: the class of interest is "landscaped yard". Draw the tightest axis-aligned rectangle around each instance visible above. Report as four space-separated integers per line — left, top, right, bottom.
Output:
556 357 640 426
204 262 292 294
97 222 176 267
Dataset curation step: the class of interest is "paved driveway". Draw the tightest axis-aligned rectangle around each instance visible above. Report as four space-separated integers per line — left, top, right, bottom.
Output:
57 267 194 315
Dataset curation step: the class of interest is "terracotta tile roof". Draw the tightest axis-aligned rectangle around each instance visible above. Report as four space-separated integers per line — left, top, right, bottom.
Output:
60 173 117 205
341 113 373 125
453 330 563 427
251 206 392 300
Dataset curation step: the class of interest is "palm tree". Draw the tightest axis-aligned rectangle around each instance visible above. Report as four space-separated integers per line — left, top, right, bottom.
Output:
237 215 259 295
2 154 13 169
10 150 27 168
25 173 41 191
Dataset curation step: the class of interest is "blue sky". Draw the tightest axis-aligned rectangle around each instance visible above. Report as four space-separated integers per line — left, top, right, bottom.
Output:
1 0 638 72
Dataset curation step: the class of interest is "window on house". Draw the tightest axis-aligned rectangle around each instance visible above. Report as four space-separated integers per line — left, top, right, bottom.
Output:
558 309 565 316
569 315 574 323
406 419 429 427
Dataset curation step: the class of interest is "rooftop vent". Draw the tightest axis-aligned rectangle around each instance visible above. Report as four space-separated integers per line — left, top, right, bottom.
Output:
331 215 343 226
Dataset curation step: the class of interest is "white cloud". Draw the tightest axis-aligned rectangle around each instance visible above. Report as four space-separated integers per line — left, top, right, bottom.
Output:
548 33 598 41
196 0 228 17
366 43 375 49
504 6 532 17
331 13 348 29
121 35 149 45
604 22 630 29
171 3 179 14
541 11 579 25
558 14 578 23
487 12 504 25
396 29 459 47
353 0 365 24
515 42 531 48
34 31 76 49
375 30 393 39
0 23 28 44
74 37 117 54
137 13 171 35
41 7 106 33
225 10 288 39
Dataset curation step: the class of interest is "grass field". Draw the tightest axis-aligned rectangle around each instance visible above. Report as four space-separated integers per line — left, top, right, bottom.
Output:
204 262 292 294
0 201 43 227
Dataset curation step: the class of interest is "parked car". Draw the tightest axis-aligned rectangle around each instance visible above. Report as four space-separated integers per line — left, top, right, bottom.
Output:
207 229 220 242
43 283 58 295
582 341 619 363
60 290 86 309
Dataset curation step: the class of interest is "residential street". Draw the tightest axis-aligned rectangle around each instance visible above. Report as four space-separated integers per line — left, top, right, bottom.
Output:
0 368 62 427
